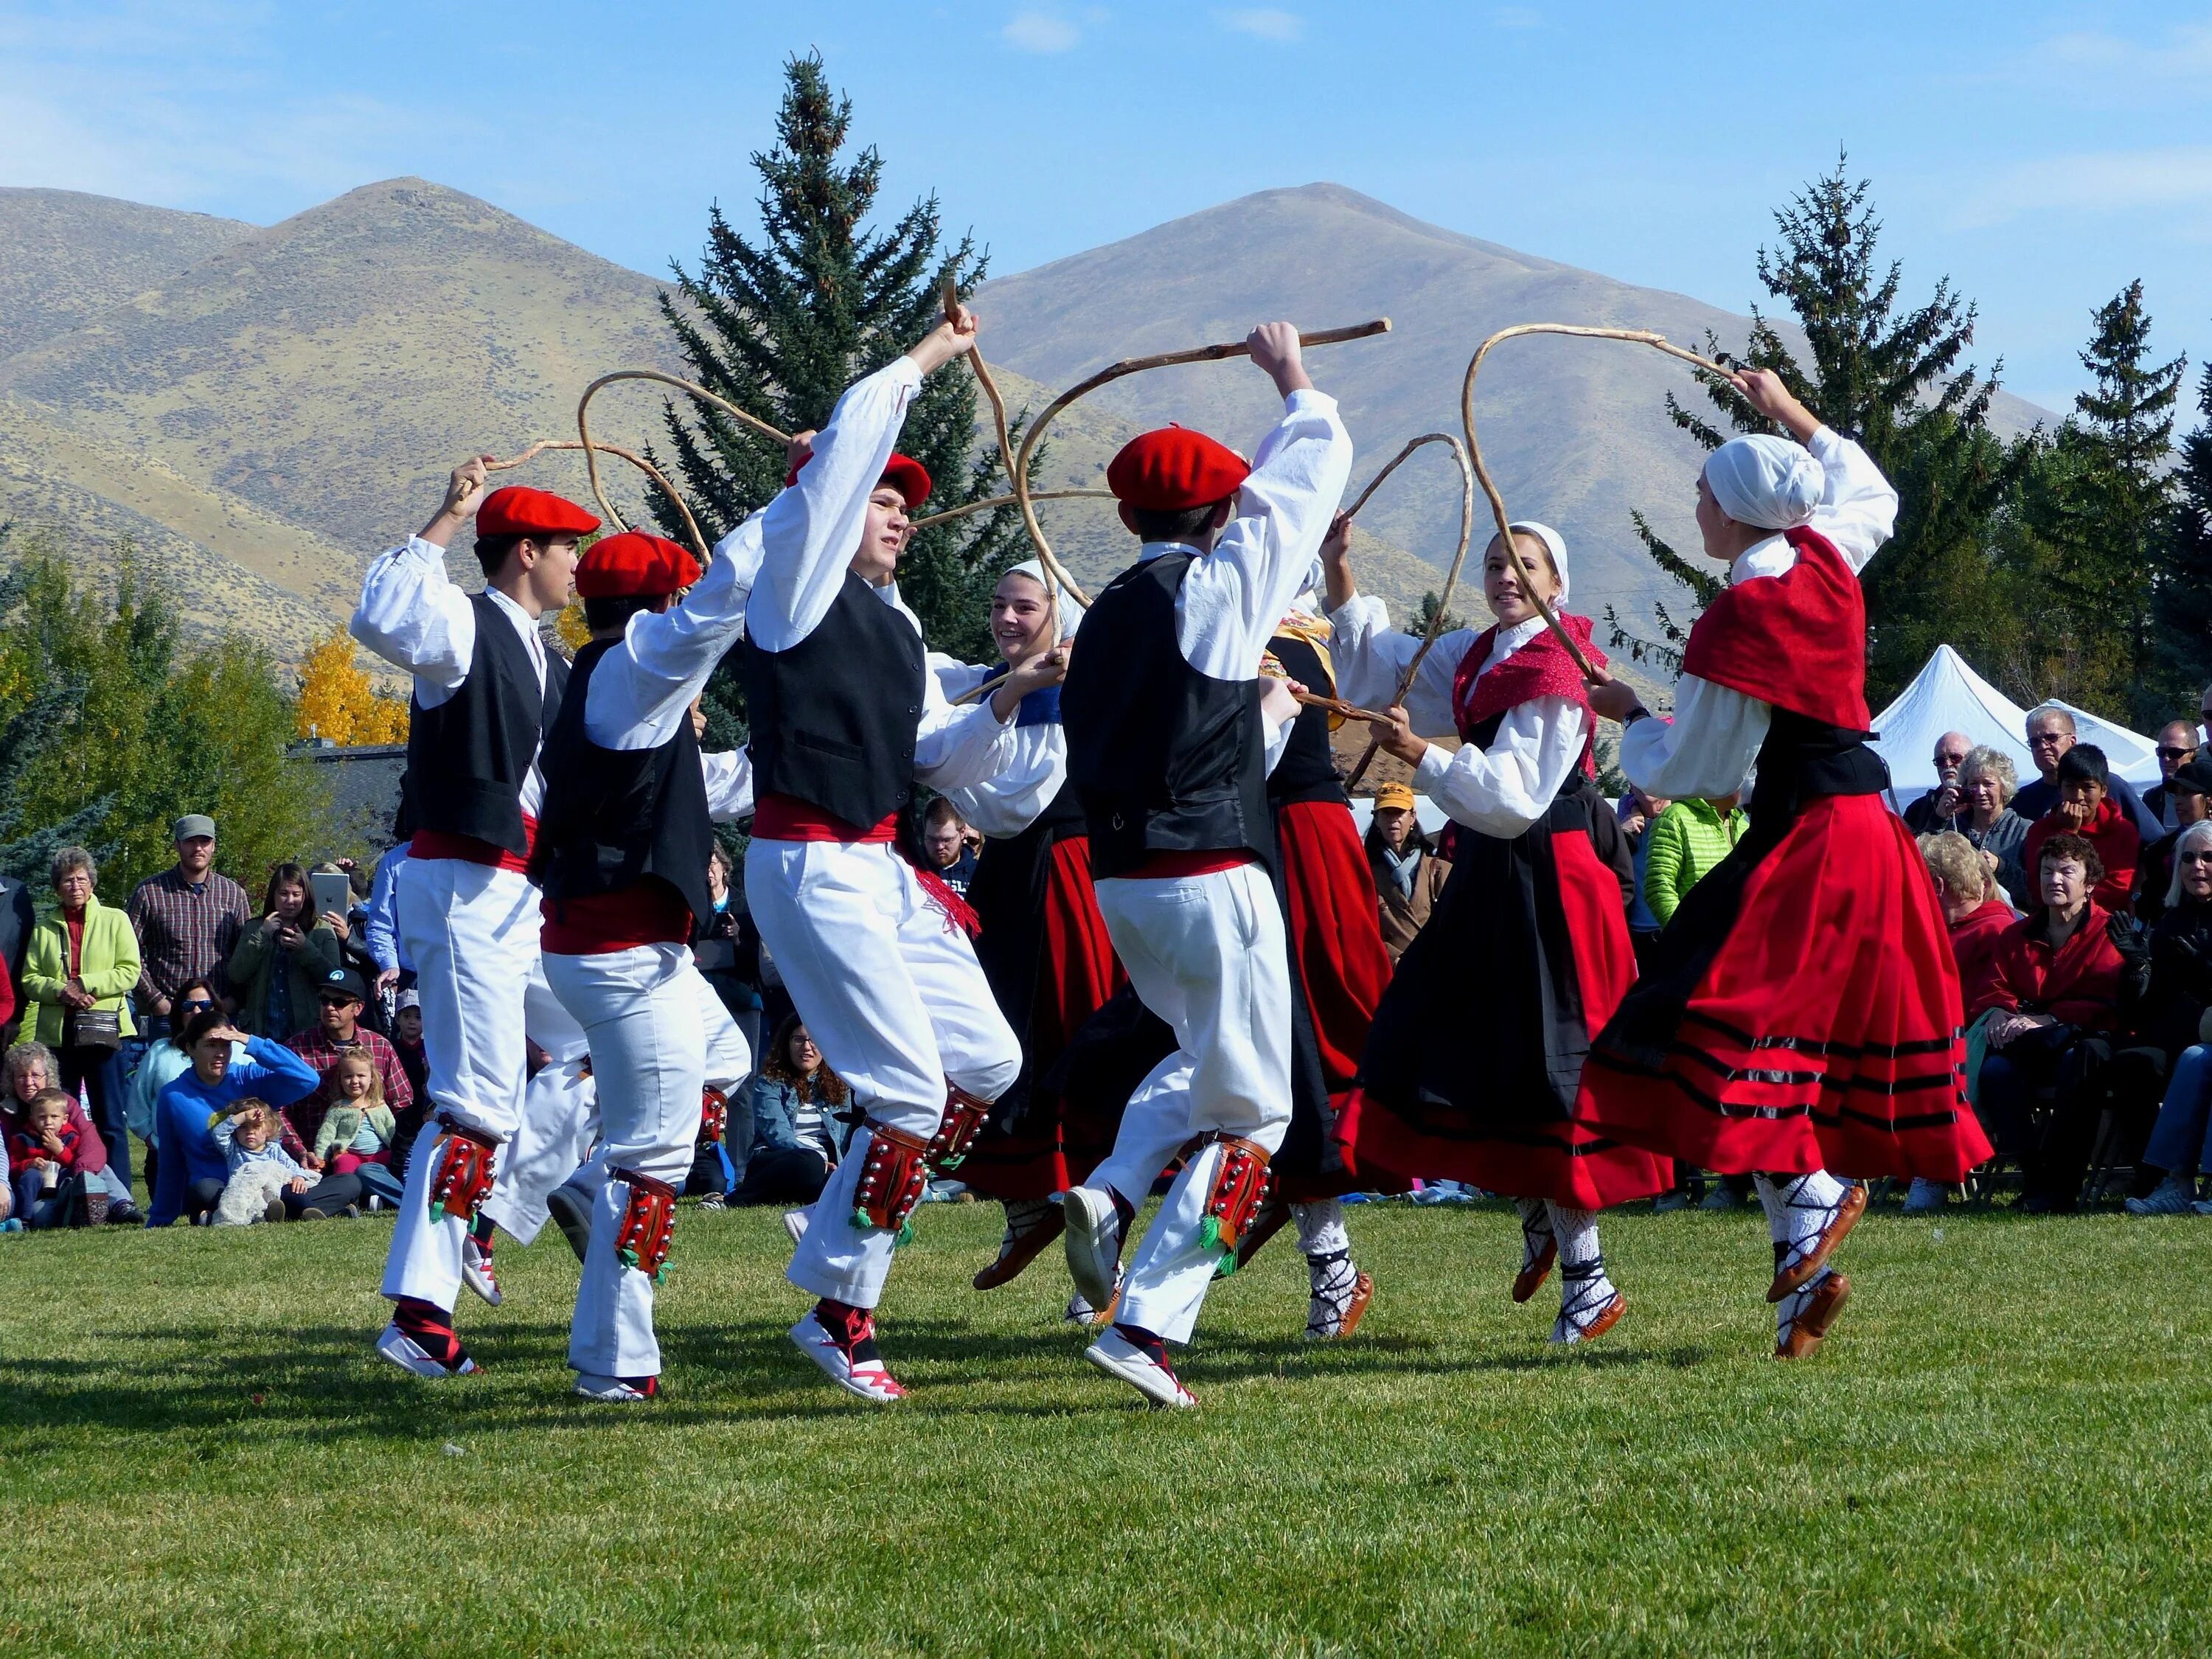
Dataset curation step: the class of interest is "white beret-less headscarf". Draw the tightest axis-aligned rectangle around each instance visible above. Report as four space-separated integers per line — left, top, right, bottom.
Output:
1006 558 1085 640
1506 520 1570 608
1703 434 1826 530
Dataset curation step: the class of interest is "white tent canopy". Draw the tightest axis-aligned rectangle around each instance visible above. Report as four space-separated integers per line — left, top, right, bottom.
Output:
1868 644 2161 808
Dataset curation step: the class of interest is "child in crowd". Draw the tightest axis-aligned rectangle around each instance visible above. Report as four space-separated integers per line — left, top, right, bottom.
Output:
312 1050 404 1208
10 1090 83 1229
215 1099 316 1225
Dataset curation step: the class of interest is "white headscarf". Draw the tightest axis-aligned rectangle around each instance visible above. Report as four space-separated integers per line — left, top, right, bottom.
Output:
1703 435 1825 530
1004 558 1084 640
1505 520 1570 608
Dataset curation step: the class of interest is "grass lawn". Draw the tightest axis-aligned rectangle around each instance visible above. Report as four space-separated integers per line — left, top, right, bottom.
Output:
2 1194 2208 1656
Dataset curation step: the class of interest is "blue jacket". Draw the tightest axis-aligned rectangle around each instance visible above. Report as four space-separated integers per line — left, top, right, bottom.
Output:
147 1037 319 1225
748 1074 855 1164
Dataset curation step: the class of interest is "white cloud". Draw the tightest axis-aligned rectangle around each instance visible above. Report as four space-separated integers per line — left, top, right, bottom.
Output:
1958 147 2212 229
2024 22 2212 78
1003 10 1082 52
1492 6 1540 27
1219 7 1303 41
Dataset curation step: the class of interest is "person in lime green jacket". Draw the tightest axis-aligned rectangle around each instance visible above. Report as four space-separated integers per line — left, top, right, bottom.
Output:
15 846 142 1181
1642 795 1749 928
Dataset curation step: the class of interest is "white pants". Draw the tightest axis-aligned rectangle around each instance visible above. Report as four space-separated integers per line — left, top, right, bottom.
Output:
381 858 557 1310
1090 864 1292 1346
748 838 1020 1310
484 973 750 1248
545 943 717 1382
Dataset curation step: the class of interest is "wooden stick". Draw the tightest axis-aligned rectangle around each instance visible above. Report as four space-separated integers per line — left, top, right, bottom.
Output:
1338 431 1476 790
576 368 790 539
1009 318 1394 611
1460 323 1741 686
911 487 1116 530
474 437 712 560
1295 689 1393 726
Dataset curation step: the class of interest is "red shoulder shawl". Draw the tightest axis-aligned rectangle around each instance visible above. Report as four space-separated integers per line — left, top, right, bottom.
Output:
1451 613 1602 779
1679 526 1870 729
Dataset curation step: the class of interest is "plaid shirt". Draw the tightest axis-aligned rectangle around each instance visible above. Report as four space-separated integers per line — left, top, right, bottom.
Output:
281 1026 414 1152
127 867 251 1007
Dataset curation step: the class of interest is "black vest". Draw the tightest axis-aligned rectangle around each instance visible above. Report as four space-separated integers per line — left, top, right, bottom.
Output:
1265 631 1346 808
742 576 925 828
397 591 565 854
533 638 715 929
1062 550 1271 878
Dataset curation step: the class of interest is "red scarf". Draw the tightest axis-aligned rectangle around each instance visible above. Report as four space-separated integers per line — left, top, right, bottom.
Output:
1450 614 1603 779
1680 526 1870 729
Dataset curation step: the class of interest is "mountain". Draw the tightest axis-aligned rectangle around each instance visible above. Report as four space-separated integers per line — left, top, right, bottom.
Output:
975 183 2055 647
0 187 253 362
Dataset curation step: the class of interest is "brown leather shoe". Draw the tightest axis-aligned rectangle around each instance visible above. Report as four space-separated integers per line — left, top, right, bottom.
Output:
1768 1182 1867 1302
1775 1271 1851 1360
1512 1236 1557 1304
1578 1291 1625 1343
1335 1270 1375 1339
971 1203 1065 1290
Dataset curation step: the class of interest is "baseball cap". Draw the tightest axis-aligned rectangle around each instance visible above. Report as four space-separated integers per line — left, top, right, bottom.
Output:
173 814 217 841
396 989 420 1011
316 966 369 1003
1371 783 1418 813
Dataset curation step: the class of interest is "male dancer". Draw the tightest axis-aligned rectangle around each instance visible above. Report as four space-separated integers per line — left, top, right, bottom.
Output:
352 472 594 1377
744 305 1064 1402
1059 322 1354 1407
532 529 756 1400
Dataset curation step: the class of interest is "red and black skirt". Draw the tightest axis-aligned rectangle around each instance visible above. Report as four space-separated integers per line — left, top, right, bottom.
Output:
1577 712 1991 1180
1338 779 1672 1208
956 790 1124 1200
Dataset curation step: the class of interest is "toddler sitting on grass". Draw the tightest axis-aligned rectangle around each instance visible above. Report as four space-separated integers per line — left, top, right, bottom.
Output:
9 1090 85 1229
213 1099 316 1226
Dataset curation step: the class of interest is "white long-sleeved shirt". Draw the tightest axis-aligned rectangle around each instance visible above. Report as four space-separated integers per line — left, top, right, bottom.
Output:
1328 605 1586 837
931 658 1067 838
580 531 754 752
350 543 553 814
700 748 754 823
742 357 1018 792
1621 425 1898 800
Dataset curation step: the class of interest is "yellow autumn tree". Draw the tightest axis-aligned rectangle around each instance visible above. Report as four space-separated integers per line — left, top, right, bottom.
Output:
296 626 410 745
555 598 591 655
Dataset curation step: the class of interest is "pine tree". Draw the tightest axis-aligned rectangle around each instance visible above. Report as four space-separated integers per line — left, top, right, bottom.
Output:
651 53 1029 742
1610 157 2025 703
2152 358 2212 713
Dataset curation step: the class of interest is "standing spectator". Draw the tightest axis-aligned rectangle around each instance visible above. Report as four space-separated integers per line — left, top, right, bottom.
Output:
0 867 32 1044
919 797 978 897
283 967 414 1155
1 1041 142 1225
1902 731 1974 834
2023 745 2142 914
125 976 222 1201
18 846 140 1183
1614 785 1669 964
1643 793 1749 929
227 863 344 1038
2138 759 2212 928
2126 822 2212 1214
1958 747 2031 911
363 842 413 1000
125 815 251 1040
1366 782 1452 961
2144 722 2203 833
2014 704 2162 841
147 1009 329 1225
735 1017 853 1208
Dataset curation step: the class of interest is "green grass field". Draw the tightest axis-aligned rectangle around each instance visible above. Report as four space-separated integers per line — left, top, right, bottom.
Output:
3 1196 2208 1656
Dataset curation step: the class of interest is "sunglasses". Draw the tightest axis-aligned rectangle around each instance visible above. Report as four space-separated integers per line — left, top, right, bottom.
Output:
2183 851 2212 866
2157 746 2197 761
177 998 215 1014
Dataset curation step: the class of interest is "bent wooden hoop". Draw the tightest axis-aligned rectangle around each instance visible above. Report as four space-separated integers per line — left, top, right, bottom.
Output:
911 487 1116 531
478 437 712 560
576 369 791 545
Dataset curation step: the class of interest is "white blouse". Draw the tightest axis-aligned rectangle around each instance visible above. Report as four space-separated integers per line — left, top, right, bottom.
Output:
930 657 1068 838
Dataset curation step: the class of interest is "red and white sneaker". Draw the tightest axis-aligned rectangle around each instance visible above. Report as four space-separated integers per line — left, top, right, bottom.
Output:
1062 1186 1124 1312
574 1372 659 1402
782 1208 810 1248
789 1309 905 1402
462 1235 503 1307
375 1322 479 1379
1085 1326 1196 1408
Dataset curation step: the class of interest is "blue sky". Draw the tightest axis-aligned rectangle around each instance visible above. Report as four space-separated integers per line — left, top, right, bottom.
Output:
5 1 2210 417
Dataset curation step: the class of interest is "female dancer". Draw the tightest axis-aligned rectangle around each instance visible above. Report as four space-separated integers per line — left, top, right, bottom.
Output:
1325 516 1669 1343
932 563 1121 1302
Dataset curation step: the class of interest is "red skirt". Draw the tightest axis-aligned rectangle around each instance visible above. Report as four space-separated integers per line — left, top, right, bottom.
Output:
1340 806 1672 1208
1274 799 1396 1201
1578 793 1990 1180
955 833 1124 1200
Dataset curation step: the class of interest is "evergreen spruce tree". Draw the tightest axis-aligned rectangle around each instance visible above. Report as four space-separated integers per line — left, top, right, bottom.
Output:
1610 157 2024 703
2152 358 2212 714
650 53 1029 753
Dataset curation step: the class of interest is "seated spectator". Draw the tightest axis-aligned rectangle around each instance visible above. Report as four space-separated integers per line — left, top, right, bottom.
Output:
19 844 141 1183
1367 783 1450 961
307 1049 402 1208
212 1099 319 1225
227 863 344 1038
1974 832 2158 1211
686 1084 737 1207
2126 823 2212 1214
919 798 978 897
2136 758 2212 928
2022 745 2140 914
736 1018 854 1208
1644 793 1747 928
282 966 412 1157
125 975 220 1201
1958 746 2031 911
1902 730 1974 834
387 989 430 1176
147 1009 324 1226
1907 834 2017 1212
1 1040 142 1226
10 1089 86 1229
2016 704 2162 840
2144 720 2203 833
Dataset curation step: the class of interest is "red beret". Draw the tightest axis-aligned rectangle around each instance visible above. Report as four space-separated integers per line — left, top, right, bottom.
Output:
782 451 932 509
477 485 600 539
573 530 700 599
1107 426 1249 512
